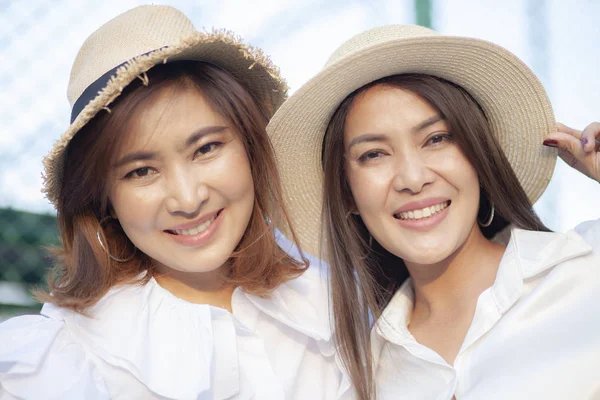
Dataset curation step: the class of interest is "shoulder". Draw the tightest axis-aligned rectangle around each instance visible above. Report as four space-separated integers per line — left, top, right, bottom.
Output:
0 280 226 399
0 311 110 399
573 218 600 254
240 230 334 342
240 258 333 340
502 227 600 297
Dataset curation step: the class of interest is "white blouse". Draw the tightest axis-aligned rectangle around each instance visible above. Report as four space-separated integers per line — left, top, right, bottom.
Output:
373 219 600 400
0 258 352 399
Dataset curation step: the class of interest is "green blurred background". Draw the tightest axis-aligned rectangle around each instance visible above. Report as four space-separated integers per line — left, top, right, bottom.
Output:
0 208 58 320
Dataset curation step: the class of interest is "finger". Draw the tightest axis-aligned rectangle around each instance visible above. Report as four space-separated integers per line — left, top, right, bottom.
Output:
580 122 600 153
556 147 591 177
543 132 587 159
555 122 582 139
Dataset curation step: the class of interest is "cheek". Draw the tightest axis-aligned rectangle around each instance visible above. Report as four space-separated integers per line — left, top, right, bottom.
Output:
209 144 255 204
346 164 392 212
109 186 160 232
432 150 480 199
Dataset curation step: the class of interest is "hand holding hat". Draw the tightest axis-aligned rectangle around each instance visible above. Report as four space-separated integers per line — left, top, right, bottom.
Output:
544 122 600 183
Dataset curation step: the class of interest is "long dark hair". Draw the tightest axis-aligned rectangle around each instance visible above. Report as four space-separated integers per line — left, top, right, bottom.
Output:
37 61 307 311
322 74 550 399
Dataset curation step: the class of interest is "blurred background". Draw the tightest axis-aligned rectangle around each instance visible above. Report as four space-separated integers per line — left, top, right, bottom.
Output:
1 0 599 320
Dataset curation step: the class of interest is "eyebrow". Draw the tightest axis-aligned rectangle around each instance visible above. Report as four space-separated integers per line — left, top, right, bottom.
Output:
346 114 444 151
114 125 228 168
412 115 443 133
346 133 389 150
181 125 228 151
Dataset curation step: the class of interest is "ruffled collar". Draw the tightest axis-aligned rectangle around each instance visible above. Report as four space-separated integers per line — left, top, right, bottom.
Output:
374 227 593 346
41 265 336 399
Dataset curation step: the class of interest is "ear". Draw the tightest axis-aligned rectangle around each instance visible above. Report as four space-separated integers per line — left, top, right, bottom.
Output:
107 202 118 220
343 182 360 216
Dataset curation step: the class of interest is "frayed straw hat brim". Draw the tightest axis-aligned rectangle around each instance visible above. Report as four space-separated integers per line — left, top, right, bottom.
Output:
268 27 556 258
44 17 287 207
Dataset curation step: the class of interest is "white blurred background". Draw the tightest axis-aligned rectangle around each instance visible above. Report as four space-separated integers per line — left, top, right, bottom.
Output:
1 0 599 228
0 0 598 316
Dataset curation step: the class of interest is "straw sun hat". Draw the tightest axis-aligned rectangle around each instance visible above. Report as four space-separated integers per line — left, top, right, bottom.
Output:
43 5 287 207
267 24 557 257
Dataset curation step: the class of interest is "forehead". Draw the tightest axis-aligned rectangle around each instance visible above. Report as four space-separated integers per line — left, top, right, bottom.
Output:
119 85 227 151
344 85 440 136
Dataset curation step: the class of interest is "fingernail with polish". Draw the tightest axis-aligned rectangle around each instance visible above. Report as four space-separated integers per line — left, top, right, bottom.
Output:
543 139 559 148
582 137 589 146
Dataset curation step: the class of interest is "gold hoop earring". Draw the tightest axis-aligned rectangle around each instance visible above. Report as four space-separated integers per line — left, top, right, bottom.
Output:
478 203 495 228
96 217 137 263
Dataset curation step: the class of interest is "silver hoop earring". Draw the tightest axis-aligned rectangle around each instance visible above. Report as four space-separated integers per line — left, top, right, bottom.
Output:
96 217 137 263
478 203 495 228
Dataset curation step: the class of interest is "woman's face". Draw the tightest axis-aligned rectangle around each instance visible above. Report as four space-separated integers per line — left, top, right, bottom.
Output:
107 85 255 275
343 84 481 266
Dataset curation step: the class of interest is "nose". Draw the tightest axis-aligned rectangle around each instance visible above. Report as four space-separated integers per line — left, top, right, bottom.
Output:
165 166 209 216
391 150 434 194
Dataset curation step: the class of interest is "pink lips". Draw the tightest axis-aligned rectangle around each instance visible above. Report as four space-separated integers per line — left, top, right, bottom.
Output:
393 197 450 215
166 209 222 231
393 198 451 232
165 209 224 247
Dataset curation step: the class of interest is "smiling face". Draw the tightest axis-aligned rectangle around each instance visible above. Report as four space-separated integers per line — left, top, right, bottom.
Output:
107 84 255 275
343 84 481 266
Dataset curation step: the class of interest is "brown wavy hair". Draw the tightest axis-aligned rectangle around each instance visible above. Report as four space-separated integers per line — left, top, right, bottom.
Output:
36 61 307 311
322 74 549 399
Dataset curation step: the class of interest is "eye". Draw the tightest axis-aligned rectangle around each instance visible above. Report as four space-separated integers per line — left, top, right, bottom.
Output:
358 150 386 164
196 142 222 156
426 133 453 146
124 167 157 179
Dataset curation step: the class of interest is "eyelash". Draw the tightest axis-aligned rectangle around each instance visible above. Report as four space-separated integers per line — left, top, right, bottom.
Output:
195 141 223 157
123 142 224 179
124 167 155 180
356 133 453 164
358 150 386 164
426 133 453 146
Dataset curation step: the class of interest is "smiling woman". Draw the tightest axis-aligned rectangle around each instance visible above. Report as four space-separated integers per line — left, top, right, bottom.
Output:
0 5 349 400
268 24 600 400
50 61 291 309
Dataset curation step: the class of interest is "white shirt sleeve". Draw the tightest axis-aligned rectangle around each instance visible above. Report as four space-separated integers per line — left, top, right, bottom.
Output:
0 314 110 400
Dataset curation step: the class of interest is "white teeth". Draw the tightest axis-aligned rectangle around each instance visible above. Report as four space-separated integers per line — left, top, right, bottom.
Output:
174 215 217 236
396 201 449 221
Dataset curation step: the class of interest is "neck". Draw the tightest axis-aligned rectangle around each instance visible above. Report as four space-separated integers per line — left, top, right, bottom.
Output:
153 265 235 311
405 226 506 322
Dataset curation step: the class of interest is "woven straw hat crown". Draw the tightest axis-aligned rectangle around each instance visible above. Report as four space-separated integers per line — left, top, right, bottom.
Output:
267 24 556 258
325 24 435 68
67 6 195 107
43 5 287 208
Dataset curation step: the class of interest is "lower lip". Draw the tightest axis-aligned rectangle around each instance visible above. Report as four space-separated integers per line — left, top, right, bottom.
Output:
166 210 224 247
395 205 450 232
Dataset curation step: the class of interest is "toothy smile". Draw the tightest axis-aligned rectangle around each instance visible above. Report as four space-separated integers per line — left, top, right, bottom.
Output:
174 216 217 235
166 210 222 236
394 201 450 220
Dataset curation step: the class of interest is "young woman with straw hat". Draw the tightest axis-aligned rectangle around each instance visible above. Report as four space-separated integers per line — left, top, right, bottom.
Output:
0 6 351 399
267 25 600 399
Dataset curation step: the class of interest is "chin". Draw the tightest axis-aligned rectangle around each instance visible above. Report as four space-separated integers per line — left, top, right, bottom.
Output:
150 250 232 275
184 254 232 274
393 245 454 266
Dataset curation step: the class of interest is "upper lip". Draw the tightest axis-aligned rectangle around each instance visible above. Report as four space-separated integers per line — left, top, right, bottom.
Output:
393 197 450 214
165 209 222 231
